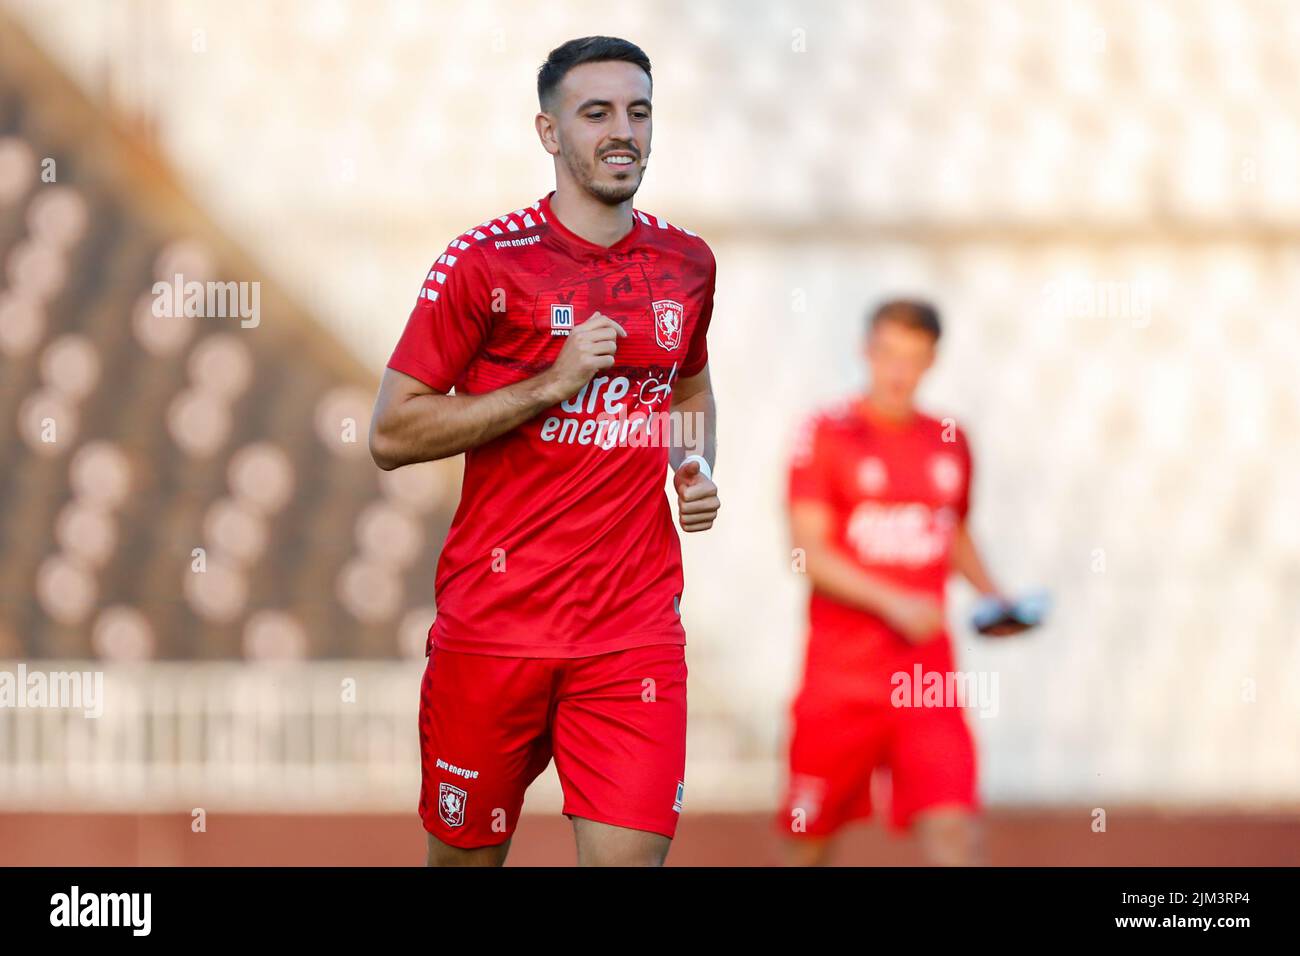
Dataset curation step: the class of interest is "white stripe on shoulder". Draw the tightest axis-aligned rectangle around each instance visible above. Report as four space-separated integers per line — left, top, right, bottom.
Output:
424 203 547 297
633 209 701 238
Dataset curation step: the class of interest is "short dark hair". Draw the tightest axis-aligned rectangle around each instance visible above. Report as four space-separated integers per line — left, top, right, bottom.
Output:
537 36 652 110
868 298 942 341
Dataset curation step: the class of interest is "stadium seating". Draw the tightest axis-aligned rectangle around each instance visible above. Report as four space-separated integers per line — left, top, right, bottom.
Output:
0 25 454 665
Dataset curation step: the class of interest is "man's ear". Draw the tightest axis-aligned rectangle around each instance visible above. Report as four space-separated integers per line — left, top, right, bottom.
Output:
535 111 560 156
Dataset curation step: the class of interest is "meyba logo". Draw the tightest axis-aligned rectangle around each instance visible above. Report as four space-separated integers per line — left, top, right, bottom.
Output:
550 303 574 336
50 886 151 936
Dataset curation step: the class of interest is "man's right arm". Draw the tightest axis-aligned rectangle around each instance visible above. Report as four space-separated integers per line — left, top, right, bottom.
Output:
790 500 944 644
369 367 560 469
369 313 626 470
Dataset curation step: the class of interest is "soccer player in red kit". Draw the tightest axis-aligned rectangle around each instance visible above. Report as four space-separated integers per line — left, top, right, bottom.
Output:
369 37 719 867
779 300 1025 866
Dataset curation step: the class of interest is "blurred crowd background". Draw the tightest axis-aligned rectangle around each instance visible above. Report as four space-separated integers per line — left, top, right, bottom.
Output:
1 0 1297 864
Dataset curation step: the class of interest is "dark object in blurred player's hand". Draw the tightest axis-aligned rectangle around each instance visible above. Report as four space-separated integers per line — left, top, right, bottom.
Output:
971 590 1051 638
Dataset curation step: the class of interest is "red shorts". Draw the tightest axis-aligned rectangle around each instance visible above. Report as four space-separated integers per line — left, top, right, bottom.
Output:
418 643 688 849
777 694 978 838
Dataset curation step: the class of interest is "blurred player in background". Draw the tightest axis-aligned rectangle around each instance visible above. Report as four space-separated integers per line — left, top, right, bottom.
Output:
370 36 720 866
778 300 1027 866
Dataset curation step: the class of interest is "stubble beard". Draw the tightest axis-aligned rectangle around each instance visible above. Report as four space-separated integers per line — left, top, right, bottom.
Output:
562 141 642 206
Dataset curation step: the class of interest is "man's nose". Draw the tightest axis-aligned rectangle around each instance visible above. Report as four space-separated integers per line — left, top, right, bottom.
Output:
608 111 636 147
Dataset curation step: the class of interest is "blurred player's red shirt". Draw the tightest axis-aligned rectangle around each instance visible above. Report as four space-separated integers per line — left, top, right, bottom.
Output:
789 399 973 703
388 192 716 658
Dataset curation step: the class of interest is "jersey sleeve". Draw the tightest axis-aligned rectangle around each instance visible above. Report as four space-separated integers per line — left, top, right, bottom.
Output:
787 413 834 506
386 241 493 392
680 246 716 378
955 426 974 521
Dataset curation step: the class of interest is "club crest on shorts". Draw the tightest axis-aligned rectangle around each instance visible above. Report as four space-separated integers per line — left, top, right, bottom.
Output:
438 782 467 828
652 299 684 351
788 773 827 826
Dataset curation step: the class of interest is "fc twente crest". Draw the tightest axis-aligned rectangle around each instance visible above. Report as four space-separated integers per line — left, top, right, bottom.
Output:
438 782 467 828
652 299 684 351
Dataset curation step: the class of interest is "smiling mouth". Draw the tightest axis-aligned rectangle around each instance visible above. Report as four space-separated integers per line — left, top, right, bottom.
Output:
601 153 637 168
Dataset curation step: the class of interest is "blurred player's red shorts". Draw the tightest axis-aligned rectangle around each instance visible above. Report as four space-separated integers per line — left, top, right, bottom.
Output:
777 693 978 838
418 643 687 849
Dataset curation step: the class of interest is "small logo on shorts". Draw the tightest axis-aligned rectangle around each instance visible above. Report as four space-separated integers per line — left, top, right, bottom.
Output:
673 780 685 814
439 782 467 828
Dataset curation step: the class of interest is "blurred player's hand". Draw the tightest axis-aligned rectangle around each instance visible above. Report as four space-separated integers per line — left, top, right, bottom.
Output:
545 312 627 401
971 590 1048 638
881 590 944 644
673 459 719 533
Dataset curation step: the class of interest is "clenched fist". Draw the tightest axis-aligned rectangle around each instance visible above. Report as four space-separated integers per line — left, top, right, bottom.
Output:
880 589 944 644
544 312 627 402
673 459 720 533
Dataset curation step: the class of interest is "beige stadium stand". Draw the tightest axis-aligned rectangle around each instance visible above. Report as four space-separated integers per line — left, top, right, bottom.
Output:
0 17 457 663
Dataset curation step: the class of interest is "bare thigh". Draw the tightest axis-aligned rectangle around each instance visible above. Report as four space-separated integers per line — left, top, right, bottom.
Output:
426 831 512 867
783 835 834 867
913 806 981 866
571 816 671 867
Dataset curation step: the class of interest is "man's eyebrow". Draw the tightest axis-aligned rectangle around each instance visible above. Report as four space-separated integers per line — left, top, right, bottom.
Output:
575 97 653 112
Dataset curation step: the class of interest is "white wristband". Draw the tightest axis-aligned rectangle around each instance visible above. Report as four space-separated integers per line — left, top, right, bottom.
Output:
680 454 712 481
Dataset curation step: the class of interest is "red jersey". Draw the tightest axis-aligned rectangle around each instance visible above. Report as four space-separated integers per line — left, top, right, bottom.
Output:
387 192 716 658
788 399 973 703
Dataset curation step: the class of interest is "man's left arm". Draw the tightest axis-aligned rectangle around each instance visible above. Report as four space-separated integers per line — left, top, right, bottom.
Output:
953 521 1036 636
950 430 1000 598
669 364 719 533
951 521 1000 597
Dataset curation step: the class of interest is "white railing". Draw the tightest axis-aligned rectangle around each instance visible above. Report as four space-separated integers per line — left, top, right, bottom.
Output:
0 661 424 811
8 650 1292 813
0 661 780 812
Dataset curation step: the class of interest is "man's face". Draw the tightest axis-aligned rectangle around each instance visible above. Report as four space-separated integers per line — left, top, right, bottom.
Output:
865 319 937 409
542 60 652 205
